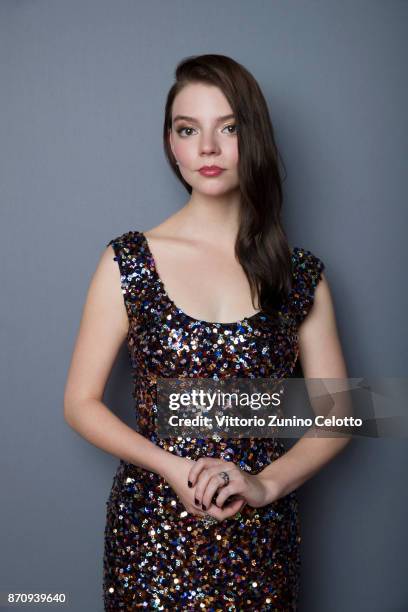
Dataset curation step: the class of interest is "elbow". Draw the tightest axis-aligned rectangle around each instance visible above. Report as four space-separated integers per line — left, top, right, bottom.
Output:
63 404 74 428
63 394 99 428
63 395 78 428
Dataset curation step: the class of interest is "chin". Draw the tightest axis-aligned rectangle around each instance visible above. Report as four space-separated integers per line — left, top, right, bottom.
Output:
197 187 233 197
193 179 236 192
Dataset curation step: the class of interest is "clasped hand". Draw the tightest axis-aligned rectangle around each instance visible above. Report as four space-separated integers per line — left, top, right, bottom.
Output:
165 455 279 522
187 457 278 521
189 456 269 520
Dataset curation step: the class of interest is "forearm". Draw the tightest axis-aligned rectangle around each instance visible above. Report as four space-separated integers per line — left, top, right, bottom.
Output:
64 398 177 478
257 432 351 504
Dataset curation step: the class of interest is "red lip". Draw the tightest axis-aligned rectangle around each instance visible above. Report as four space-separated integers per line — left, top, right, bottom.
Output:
199 165 224 176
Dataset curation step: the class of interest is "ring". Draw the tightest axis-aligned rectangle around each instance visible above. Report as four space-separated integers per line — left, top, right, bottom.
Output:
219 471 230 486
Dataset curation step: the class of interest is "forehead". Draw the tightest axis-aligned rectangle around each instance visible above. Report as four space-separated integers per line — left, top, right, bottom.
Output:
172 83 233 119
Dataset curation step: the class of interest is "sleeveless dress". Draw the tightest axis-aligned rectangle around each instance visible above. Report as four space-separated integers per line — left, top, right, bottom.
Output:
102 230 325 611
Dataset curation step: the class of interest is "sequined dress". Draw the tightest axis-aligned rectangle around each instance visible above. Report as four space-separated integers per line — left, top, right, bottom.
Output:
102 230 325 611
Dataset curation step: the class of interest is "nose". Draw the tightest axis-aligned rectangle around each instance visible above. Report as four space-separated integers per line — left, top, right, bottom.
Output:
199 131 221 156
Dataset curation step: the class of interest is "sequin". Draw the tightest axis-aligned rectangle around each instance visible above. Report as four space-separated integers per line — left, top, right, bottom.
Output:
103 230 325 611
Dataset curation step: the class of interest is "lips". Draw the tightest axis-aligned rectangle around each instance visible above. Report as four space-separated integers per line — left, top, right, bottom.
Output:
198 166 224 177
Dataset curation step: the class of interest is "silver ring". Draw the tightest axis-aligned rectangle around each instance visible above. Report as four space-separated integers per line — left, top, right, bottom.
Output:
219 471 230 486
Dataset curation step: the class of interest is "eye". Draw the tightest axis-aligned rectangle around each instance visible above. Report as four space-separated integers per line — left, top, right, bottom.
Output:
175 124 238 137
176 126 197 137
222 124 238 134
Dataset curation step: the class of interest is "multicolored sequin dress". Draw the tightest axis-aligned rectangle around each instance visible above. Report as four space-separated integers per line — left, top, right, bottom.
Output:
102 230 325 611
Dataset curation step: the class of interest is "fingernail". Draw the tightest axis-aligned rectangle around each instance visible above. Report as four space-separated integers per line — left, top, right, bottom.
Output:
202 504 207 511
188 480 192 488
195 498 200 505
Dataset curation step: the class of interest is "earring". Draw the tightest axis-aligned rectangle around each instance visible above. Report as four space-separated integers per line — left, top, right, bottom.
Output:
175 160 179 166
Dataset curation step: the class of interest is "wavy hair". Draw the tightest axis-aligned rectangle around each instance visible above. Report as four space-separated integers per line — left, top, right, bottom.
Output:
163 53 293 314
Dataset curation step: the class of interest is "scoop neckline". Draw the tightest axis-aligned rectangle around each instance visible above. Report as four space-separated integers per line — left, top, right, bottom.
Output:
137 230 264 327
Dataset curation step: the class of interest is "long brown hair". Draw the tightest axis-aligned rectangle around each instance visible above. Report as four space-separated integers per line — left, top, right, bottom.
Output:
163 53 293 315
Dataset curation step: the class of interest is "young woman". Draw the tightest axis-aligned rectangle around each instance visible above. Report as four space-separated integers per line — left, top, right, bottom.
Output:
64 54 350 611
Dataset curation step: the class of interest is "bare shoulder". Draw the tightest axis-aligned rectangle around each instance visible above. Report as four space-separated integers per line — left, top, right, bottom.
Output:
312 271 334 311
143 220 194 251
300 271 335 329
144 221 178 239
95 243 125 292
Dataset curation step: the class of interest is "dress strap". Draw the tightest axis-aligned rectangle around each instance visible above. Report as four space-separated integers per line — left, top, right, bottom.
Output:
290 247 325 326
106 230 148 325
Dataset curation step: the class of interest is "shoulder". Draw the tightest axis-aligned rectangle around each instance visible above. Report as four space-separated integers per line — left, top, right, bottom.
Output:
106 229 144 253
291 245 325 283
104 229 147 283
103 230 148 317
288 246 326 325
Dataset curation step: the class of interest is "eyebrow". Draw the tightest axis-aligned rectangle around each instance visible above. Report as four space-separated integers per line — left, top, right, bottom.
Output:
172 113 235 124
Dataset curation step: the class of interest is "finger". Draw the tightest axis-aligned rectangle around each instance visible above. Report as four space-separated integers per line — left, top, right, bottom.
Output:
193 463 230 505
186 502 207 517
211 471 236 507
188 457 229 488
197 466 232 505
193 508 207 517
207 495 244 519
201 474 227 511
219 498 246 518
223 495 246 512
194 467 217 510
215 471 246 507
214 484 240 509
187 457 214 488
206 497 244 521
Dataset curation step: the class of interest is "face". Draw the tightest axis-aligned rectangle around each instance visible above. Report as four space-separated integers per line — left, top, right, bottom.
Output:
168 82 239 196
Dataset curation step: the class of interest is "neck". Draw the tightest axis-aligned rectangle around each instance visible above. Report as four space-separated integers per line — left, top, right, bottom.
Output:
176 189 242 244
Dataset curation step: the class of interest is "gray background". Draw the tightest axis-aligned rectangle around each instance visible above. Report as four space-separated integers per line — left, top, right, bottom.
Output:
1 1 407 610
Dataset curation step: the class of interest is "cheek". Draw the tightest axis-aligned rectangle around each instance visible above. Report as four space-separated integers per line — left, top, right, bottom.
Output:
229 142 239 165
172 140 195 165
222 138 239 165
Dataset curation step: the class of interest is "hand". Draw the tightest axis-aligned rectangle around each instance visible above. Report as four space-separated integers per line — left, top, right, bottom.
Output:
188 457 278 518
161 454 208 518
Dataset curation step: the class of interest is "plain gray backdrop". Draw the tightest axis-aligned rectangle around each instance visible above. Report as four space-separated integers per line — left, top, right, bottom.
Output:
1 1 407 610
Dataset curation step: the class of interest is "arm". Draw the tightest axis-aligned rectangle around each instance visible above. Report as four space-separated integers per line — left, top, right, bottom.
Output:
256 272 352 503
63 245 175 478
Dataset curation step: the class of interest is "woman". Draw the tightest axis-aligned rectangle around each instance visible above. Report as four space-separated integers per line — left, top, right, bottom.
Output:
64 54 350 611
